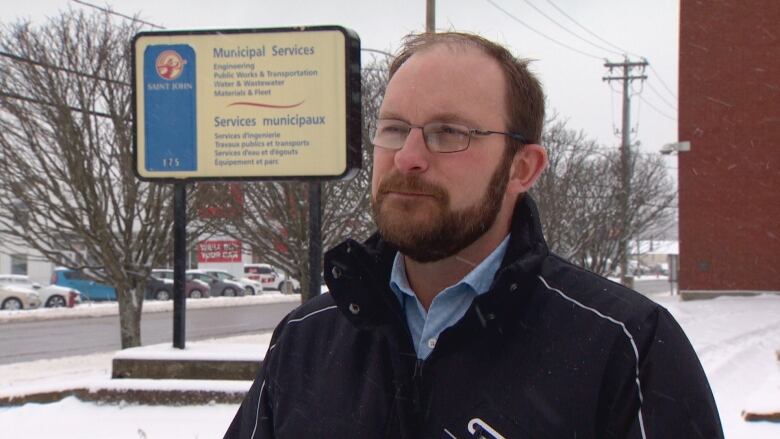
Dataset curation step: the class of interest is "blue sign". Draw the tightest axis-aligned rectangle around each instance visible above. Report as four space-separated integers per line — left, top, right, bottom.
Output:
143 44 197 171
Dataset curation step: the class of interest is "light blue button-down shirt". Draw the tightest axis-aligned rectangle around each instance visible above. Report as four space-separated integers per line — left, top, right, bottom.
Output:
389 235 510 360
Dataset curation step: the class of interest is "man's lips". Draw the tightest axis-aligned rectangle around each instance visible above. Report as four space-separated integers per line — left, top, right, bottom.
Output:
381 191 437 202
382 190 436 199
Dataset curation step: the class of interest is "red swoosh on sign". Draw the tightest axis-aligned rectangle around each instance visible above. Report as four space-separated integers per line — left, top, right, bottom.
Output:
227 101 305 109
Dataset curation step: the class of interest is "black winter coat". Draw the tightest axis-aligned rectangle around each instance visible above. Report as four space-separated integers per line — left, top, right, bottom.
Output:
225 196 723 439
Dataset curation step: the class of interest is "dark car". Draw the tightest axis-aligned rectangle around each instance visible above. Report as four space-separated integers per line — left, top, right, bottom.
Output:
151 269 210 299
144 276 174 301
186 269 246 297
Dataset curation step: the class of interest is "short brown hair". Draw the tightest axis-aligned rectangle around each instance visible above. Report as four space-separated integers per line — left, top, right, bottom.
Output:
389 32 545 149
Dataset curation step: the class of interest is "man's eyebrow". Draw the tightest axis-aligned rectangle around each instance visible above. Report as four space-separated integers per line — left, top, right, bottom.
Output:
377 111 407 122
377 112 475 126
430 113 471 124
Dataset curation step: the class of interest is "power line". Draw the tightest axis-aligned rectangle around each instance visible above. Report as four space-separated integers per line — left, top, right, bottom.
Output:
542 1 678 103
71 0 165 29
0 50 130 86
520 0 622 57
0 91 115 119
647 63 678 100
485 0 605 60
645 81 677 110
543 0 640 57
609 83 619 137
74 0 395 62
361 48 393 57
639 96 676 121
632 89 642 140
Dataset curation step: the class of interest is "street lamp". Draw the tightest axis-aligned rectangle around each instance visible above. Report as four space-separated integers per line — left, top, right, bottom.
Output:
659 141 689 295
661 141 691 155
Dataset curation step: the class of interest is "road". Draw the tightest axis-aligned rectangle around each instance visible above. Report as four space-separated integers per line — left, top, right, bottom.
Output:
0 301 298 365
1 279 671 365
632 278 674 296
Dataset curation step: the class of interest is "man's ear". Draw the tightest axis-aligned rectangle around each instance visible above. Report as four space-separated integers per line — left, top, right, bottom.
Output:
506 144 548 195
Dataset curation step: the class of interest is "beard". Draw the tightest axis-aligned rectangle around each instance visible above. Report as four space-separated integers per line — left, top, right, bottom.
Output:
371 156 511 263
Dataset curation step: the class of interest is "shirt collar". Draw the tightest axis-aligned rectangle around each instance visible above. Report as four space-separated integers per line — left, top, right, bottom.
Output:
390 235 511 303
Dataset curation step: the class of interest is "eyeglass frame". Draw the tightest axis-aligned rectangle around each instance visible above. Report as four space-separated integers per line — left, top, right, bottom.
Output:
372 118 528 154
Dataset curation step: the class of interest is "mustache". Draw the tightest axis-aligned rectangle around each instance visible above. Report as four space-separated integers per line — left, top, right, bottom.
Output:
376 173 448 201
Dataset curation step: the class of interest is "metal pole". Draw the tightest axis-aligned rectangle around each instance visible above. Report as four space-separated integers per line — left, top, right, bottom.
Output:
668 254 679 296
307 181 322 302
173 182 187 349
619 60 633 289
426 0 436 33
604 59 646 289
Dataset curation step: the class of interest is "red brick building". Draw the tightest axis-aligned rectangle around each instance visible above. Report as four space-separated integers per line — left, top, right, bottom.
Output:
678 0 780 296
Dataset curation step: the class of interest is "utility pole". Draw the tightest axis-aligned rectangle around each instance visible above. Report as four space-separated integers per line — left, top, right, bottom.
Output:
603 58 647 288
426 0 435 32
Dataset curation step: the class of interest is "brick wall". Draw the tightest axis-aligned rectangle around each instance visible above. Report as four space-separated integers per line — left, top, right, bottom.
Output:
678 0 780 291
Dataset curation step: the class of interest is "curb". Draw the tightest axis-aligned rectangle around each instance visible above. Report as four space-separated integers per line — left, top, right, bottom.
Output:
0 386 246 407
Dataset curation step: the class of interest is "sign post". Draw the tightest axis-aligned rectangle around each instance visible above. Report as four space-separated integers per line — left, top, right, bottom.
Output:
133 27 361 348
173 182 187 348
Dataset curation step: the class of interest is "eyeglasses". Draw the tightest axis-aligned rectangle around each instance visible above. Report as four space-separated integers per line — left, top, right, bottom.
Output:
372 119 527 153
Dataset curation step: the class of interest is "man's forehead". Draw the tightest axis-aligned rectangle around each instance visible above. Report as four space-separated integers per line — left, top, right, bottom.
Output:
381 44 506 124
397 42 493 72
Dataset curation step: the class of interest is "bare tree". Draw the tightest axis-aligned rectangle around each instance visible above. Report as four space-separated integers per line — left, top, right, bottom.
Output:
208 59 389 301
533 118 675 276
0 10 203 348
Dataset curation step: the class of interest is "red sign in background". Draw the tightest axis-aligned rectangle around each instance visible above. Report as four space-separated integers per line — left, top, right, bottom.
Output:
197 240 242 263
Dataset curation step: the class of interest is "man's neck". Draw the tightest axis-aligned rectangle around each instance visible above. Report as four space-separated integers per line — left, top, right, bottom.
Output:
403 222 510 310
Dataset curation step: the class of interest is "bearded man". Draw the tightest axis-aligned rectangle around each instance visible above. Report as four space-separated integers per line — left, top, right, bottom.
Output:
225 32 722 439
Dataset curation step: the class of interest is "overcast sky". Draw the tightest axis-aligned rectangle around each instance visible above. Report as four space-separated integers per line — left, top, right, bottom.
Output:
7 0 680 159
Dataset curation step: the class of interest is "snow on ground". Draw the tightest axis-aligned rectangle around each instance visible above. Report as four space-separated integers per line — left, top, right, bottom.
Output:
653 293 780 438
1 294 779 438
5 396 238 439
114 341 267 362
0 292 300 324
0 333 272 439
0 333 272 400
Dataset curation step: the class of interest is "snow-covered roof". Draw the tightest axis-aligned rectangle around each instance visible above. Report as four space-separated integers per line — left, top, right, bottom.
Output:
629 240 679 255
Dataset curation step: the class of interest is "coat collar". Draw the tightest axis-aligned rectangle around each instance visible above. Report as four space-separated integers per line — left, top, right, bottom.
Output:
324 194 549 328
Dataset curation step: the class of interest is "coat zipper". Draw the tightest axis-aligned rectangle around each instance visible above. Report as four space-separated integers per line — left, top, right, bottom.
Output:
412 357 426 432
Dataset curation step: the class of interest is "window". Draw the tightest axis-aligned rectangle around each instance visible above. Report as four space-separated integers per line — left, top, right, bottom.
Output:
188 249 198 269
10 254 27 275
63 270 89 280
156 271 174 280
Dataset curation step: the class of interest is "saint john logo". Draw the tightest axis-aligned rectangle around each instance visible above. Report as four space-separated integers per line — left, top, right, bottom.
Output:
155 50 186 80
143 44 197 172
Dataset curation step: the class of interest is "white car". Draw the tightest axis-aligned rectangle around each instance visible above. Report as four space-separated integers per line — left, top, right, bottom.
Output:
202 269 264 295
0 274 80 308
0 284 41 310
243 264 300 293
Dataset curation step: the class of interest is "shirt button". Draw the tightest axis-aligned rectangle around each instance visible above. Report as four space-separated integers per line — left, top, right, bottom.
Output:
427 338 437 349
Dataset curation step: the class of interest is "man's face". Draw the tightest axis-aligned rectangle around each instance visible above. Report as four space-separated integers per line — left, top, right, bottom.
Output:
371 44 514 262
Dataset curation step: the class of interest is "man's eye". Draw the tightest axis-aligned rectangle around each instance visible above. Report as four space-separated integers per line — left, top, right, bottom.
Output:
379 124 407 134
435 124 468 136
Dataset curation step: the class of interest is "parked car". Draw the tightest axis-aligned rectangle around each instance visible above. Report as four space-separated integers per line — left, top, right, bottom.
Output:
51 267 116 301
144 276 174 301
202 269 264 295
243 263 300 293
0 274 81 308
150 269 210 299
0 284 41 310
186 269 246 297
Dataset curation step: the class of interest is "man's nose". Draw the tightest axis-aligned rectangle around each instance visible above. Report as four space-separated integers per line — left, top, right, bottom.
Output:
393 127 430 174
